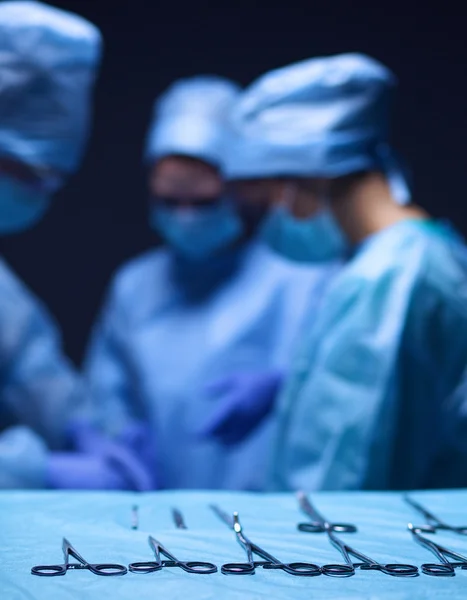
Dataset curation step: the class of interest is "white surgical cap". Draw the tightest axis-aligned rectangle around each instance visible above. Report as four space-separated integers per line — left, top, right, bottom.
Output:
145 76 241 168
0 0 102 174
225 53 410 203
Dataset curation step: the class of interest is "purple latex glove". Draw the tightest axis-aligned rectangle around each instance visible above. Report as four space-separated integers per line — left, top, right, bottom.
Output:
48 421 156 490
198 369 283 445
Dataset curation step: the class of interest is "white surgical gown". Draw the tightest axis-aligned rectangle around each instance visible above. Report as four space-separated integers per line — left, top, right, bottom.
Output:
0 257 85 488
84 241 338 490
271 219 467 491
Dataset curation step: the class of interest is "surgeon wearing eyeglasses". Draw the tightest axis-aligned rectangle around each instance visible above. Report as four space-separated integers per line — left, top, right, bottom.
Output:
83 76 338 490
207 53 467 491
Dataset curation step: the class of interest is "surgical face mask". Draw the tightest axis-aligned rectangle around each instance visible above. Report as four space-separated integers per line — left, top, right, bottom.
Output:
260 185 348 263
150 199 244 260
0 175 52 235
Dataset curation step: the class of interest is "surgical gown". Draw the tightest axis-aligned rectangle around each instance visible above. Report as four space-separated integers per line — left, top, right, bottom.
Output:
0 257 85 488
271 219 467 492
84 241 338 490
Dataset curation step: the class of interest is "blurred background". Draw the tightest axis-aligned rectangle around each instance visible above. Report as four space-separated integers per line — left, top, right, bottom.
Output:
1 0 465 364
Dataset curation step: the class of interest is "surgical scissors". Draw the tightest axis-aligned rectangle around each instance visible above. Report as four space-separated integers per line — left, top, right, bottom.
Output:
405 496 467 535
211 504 321 576
297 492 418 578
31 538 127 577
408 523 467 576
128 535 218 574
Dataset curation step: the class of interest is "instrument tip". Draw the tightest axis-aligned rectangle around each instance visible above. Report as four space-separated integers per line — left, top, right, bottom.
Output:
131 505 139 530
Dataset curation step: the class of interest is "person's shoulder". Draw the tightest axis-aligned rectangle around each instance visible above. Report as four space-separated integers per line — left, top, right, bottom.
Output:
108 248 169 298
362 219 467 310
0 256 24 290
0 257 60 336
99 247 173 324
0 256 42 308
247 240 341 283
417 226 467 308
349 220 458 279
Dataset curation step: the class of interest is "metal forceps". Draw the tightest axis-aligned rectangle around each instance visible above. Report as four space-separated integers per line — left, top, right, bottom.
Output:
129 535 217 574
297 492 418 578
408 523 467 577
211 504 321 576
297 491 357 534
405 495 467 535
31 538 127 577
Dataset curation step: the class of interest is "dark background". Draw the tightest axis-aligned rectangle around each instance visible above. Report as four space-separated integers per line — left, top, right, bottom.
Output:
2 0 466 364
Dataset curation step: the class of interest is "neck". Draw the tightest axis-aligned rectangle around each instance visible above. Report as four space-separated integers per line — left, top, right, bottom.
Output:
330 172 430 244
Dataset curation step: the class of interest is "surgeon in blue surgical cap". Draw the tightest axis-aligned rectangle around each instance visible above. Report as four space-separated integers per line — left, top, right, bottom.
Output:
84 76 338 490
219 53 467 491
0 1 150 490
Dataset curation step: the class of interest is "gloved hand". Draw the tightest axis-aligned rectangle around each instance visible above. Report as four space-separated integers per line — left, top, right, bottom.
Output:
47 452 133 490
198 369 283 445
70 419 157 469
47 421 156 491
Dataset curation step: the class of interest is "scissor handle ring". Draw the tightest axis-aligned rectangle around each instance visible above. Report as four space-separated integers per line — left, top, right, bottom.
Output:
31 565 66 577
264 562 322 577
321 563 355 577
181 561 218 574
297 523 357 534
221 562 255 575
332 524 358 534
379 563 419 577
421 563 456 577
129 561 162 574
297 523 323 533
90 563 128 576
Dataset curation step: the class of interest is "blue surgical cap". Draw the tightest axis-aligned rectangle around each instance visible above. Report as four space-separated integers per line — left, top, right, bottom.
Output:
145 76 241 168
225 53 410 203
0 1 102 174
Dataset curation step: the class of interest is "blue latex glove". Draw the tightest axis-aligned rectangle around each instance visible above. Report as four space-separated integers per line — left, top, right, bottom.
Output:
199 369 283 445
47 422 156 490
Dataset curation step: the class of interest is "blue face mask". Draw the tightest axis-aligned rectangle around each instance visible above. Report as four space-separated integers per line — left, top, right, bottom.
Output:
0 176 51 235
260 204 348 263
150 200 244 260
